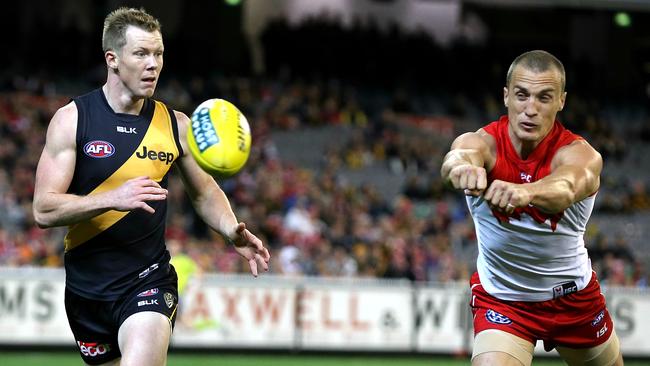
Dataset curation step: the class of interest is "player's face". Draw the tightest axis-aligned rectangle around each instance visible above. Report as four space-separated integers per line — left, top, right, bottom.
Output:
116 26 164 98
503 65 566 145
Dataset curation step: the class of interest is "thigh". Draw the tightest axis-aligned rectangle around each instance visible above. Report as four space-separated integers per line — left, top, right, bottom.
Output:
118 312 172 366
116 281 178 366
118 278 178 328
472 329 535 366
64 288 122 365
556 329 623 366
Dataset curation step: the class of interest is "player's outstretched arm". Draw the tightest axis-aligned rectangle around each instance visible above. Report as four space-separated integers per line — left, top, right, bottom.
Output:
33 103 169 228
441 130 494 196
173 111 270 276
482 140 602 214
524 140 602 213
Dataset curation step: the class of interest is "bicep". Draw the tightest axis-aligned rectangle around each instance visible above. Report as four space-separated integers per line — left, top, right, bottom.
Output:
173 110 219 199
446 130 495 168
552 140 603 199
34 104 78 201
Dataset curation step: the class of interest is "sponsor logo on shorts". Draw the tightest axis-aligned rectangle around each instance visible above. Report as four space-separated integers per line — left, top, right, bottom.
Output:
137 299 159 307
486 309 512 325
164 292 175 308
83 140 115 158
137 288 159 297
77 341 111 357
592 310 605 327
138 263 159 278
552 281 578 299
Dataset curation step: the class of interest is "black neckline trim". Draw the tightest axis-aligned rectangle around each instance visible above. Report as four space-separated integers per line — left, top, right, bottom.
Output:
97 88 154 122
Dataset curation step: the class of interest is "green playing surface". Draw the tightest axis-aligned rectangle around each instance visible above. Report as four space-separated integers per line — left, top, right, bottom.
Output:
3 351 640 366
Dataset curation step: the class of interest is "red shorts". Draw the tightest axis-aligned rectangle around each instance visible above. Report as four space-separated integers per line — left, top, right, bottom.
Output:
470 271 614 351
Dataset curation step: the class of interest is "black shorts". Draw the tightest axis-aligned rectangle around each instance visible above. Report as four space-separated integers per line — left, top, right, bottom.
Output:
64 265 178 365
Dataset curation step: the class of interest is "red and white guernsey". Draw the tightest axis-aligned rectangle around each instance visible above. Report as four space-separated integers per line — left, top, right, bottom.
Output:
467 116 595 301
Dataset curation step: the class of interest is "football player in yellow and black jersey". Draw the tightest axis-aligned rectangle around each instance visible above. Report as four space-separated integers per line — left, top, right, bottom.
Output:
32 7 270 366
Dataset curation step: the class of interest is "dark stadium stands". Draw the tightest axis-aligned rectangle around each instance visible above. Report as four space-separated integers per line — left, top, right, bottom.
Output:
1 0 649 288
1 73 649 287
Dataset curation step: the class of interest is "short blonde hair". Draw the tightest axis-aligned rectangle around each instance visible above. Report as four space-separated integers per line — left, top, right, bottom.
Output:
102 7 161 53
506 50 566 92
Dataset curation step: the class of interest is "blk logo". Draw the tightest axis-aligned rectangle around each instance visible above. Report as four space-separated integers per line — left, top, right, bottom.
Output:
137 299 159 307
84 141 115 158
117 126 137 134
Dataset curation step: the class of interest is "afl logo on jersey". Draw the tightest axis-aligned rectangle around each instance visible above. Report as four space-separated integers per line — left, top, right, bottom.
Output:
84 140 115 158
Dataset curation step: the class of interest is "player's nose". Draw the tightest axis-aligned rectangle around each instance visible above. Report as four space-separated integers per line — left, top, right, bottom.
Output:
524 99 538 116
146 55 160 69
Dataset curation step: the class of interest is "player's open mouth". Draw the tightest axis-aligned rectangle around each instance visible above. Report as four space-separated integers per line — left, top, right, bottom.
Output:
142 77 156 85
520 121 536 130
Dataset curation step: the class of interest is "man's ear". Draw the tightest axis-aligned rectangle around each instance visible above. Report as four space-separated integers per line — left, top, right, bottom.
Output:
558 91 567 111
503 86 509 108
105 50 118 70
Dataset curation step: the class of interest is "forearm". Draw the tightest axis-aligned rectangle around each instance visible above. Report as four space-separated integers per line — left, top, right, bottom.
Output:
524 178 574 213
33 192 112 228
191 186 238 239
525 165 596 213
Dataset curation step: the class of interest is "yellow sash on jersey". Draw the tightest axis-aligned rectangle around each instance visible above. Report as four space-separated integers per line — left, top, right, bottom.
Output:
64 101 179 251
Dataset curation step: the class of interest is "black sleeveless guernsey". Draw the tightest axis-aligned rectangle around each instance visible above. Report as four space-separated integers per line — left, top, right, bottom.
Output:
64 88 183 300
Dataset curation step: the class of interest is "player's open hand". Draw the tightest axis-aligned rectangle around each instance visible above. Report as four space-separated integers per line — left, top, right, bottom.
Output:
108 176 167 214
230 222 270 277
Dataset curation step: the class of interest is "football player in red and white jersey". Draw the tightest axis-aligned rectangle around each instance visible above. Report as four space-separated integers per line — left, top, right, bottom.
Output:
441 50 623 366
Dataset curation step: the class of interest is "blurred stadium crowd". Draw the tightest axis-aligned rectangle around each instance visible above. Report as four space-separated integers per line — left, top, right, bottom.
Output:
2 72 649 287
1 6 650 288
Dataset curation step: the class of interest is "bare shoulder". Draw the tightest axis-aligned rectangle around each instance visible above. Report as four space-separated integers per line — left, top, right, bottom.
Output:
51 101 78 126
173 110 190 123
46 101 78 149
173 110 192 156
451 128 496 157
553 139 603 172
476 128 496 151
173 110 191 133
